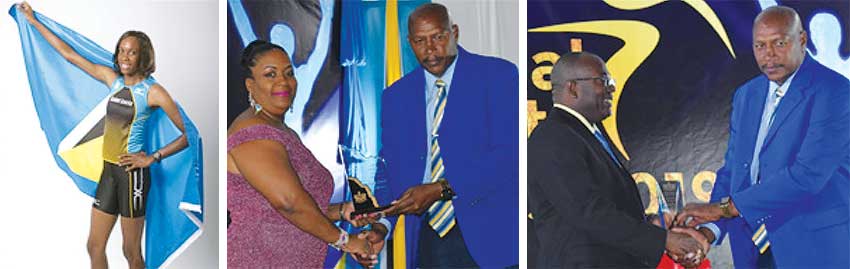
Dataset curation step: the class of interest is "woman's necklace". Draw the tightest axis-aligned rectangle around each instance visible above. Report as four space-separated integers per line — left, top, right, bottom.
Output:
257 109 284 128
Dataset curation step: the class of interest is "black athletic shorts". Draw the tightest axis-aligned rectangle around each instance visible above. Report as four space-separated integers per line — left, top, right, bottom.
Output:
92 161 151 218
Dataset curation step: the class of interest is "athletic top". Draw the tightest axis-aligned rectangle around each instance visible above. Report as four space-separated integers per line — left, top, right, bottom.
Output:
102 76 155 164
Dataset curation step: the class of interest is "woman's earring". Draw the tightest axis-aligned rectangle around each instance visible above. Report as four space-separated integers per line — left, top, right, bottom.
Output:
249 92 262 114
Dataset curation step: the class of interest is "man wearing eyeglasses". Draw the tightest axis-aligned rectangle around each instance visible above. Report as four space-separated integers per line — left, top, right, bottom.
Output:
674 6 850 268
361 3 519 268
528 51 711 268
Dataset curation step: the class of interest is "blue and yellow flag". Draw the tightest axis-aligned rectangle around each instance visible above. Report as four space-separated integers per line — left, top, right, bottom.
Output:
10 6 204 268
339 1 427 268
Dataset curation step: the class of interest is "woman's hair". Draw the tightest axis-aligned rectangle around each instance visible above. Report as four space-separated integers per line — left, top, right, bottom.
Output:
113 31 155 77
240 40 288 79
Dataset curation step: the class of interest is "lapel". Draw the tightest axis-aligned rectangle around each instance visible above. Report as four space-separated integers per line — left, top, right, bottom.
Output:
598 125 630 171
555 109 636 191
403 68 428 172
434 46 472 156
760 55 813 150
598 124 644 210
734 78 769 192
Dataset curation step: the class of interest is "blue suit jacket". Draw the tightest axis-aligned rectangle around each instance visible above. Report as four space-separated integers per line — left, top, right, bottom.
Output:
378 46 518 268
710 54 850 268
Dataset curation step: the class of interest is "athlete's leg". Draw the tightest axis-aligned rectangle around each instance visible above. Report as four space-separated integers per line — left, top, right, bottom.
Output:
120 216 145 269
88 208 117 269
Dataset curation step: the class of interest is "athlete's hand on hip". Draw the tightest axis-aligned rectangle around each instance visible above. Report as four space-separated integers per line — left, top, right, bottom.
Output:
120 152 155 171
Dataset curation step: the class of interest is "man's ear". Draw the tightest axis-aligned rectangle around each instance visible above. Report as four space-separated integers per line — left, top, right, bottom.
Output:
567 81 578 99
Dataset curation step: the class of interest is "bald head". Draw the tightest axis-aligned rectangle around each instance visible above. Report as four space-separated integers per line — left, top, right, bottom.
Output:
754 6 803 37
408 3 452 33
752 6 807 84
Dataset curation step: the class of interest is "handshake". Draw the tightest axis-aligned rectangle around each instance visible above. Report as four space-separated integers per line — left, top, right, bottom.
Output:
654 199 738 268
652 212 712 268
658 199 741 268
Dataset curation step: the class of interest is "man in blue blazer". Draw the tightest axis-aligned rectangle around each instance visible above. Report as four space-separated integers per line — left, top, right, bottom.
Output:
675 6 850 268
363 3 518 268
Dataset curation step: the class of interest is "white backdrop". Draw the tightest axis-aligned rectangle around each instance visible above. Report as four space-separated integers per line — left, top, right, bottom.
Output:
437 0 519 65
0 0 218 268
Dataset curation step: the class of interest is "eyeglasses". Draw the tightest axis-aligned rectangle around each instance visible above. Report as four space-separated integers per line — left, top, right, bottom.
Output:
570 76 616 88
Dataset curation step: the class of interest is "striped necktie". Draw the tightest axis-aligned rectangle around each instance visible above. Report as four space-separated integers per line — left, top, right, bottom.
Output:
426 79 455 237
751 87 784 254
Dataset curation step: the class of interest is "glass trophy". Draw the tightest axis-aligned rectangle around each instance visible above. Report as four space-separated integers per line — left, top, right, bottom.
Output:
660 180 683 213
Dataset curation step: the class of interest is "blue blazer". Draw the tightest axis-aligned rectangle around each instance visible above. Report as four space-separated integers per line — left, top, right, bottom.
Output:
378 46 518 268
710 54 850 268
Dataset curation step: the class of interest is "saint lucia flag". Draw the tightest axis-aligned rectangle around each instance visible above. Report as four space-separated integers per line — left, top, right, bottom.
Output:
10 6 204 268
339 1 427 268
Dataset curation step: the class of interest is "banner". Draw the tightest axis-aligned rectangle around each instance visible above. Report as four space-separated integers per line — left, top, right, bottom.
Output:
10 6 204 268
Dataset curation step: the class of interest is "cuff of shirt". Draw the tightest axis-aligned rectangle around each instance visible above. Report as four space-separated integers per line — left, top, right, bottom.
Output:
697 222 721 246
377 218 393 240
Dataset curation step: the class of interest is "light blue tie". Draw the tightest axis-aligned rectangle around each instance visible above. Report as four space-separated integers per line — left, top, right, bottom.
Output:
750 87 784 254
592 129 622 167
750 88 783 184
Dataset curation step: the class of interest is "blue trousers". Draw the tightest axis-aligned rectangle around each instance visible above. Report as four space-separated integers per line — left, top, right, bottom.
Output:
416 218 478 268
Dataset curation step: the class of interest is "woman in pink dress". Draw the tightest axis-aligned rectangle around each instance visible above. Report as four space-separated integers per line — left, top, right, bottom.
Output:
227 40 375 268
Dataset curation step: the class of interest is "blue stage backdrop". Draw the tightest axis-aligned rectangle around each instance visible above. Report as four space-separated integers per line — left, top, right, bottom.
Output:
527 0 849 267
226 0 341 135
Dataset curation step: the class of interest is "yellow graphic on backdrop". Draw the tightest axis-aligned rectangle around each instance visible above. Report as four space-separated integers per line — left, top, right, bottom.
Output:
530 20 660 160
604 0 736 59
528 0 736 159
527 100 547 137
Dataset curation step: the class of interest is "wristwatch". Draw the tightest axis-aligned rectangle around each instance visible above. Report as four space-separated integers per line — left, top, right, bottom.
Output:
718 196 733 218
438 179 456 201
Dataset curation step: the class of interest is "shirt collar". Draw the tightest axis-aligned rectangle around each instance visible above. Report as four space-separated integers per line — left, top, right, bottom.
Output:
553 103 600 134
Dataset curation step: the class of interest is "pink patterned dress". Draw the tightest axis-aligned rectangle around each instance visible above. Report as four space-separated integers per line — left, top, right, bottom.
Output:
227 124 334 268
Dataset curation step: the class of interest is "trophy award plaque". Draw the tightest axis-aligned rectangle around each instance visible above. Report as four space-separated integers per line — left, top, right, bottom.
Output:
348 176 390 219
659 180 683 212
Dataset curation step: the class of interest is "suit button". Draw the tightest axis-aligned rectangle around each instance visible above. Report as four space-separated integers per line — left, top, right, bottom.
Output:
743 163 749 168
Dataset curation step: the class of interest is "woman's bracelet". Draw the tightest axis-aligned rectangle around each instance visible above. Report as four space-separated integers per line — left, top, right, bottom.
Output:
328 228 349 251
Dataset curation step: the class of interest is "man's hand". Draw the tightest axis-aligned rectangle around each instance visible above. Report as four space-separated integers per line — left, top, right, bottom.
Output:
666 227 709 268
674 201 738 227
382 183 442 216
350 223 388 268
